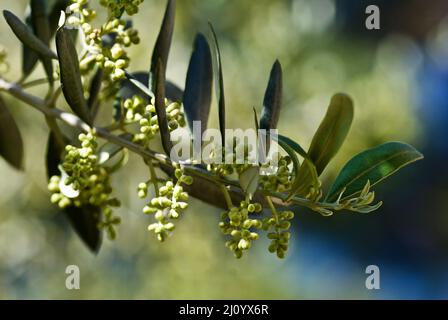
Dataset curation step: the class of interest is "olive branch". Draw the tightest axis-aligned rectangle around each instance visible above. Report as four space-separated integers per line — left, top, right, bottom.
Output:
0 0 423 258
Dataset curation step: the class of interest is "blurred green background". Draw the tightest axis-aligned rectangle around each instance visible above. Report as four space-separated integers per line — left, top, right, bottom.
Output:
0 0 447 299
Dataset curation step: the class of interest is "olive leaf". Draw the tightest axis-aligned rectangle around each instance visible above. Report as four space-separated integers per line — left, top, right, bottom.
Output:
149 0 176 91
30 0 54 86
209 23 226 146
183 33 213 139
308 93 354 176
21 10 39 79
46 133 102 253
239 166 259 199
3 10 57 60
259 60 282 155
260 60 282 132
48 1 71 34
326 142 424 202
87 68 103 119
154 59 173 155
0 95 24 170
65 205 102 253
124 71 154 99
56 26 92 125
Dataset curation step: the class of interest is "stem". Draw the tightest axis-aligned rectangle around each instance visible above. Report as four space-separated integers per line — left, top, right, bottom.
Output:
265 196 279 225
146 159 159 196
22 78 51 89
219 183 233 209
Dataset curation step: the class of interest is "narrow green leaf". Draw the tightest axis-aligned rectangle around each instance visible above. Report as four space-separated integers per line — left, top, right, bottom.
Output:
48 0 70 36
87 68 103 119
165 80 183 102
56 26 91 124
209 23 226 146
30 0 54 86
308 93 354 176
46 133 102 253
326 141 423 202
0 95 24 170
260 60 282 131
239 166 259 199
183 33 213 138
149 0 176 90
125 71 154 99
65 205 102 253
3 10 57 60
275 134 308 161
154 59 173 155
22 10 39 78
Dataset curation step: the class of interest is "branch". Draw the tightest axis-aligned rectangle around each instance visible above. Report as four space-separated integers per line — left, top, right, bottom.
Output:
0 77 343 213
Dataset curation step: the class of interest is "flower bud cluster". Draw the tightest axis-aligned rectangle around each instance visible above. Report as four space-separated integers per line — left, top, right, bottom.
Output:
47 131 121 239
68 1 140 82
262 210 294 258
207 138 256 176
100 0 144 16
219 200 263 258
260 155 293 192
122 95 186 146
142 168 192 242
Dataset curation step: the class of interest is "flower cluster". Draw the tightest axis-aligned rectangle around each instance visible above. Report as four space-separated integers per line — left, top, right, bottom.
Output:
68 0 140 81
122 95 186 146
47 131 121 239
260 154 293 192
262 210 294 258
100 0 145 17
140 168 192 242
219 200 263 258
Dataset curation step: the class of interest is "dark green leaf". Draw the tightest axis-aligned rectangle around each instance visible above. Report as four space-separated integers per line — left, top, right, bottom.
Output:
48 0 70 36
183 33 213 138
260 60 282 131
124 71 153 99
3 10 57 59
326 141 423 202
30 0 54 86
46 133 102 253
65 205 102 253
209 23 226 146
0 95 24 170
149 0 176 90
154 59 173 155
87 68 103 119
165 80 183 102
56 26 91 124
275 134 308 161
308 93 354 176
22 11 39 78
